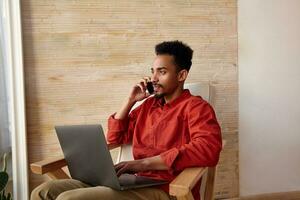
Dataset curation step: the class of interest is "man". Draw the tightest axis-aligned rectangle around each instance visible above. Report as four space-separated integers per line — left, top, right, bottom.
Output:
31 40 222 200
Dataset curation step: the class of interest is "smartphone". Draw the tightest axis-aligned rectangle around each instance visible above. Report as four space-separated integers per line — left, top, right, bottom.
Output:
146 82 154 94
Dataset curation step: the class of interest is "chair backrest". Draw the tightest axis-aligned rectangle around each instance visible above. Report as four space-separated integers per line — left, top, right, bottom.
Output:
117 82 211 163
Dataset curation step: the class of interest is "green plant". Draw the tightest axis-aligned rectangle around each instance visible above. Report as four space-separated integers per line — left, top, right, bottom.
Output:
0 153 12 200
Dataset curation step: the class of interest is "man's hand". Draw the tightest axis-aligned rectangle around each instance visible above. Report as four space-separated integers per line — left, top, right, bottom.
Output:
128 77 152 103
114 159 149 177
114 155 168 177
114 77 151 120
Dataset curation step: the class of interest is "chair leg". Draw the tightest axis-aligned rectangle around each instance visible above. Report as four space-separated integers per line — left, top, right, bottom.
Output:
204 167 216 200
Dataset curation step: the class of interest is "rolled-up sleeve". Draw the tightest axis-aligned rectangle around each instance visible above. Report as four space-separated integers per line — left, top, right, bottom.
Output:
160 101 222 172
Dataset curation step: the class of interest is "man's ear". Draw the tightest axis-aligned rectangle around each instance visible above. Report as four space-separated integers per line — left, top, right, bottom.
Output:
177 69 188 82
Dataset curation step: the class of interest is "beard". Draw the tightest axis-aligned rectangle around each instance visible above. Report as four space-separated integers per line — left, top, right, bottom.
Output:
154 93 165 99
153 84 165 99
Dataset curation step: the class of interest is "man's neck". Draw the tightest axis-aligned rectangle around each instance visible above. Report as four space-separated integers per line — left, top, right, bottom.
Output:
163 86 184 104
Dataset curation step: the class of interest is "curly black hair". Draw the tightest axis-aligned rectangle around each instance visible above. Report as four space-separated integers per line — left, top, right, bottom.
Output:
155 40 193 72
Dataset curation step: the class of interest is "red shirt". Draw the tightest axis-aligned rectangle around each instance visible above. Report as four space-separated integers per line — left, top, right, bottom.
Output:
107 89 222 200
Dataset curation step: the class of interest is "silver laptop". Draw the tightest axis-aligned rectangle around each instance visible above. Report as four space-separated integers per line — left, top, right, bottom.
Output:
55 124 168 190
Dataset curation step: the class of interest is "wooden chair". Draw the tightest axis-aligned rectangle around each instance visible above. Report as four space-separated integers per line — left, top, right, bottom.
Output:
30 83 223 200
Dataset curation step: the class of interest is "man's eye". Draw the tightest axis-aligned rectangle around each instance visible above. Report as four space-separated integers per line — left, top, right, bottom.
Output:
160 71 166 74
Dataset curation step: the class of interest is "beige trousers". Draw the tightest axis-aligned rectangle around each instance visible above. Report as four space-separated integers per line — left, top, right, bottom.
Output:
31 179 174 200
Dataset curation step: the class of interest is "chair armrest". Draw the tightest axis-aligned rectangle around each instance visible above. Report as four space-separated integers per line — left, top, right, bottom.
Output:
169 167 208 197
30 143 122 175
30 155 67 175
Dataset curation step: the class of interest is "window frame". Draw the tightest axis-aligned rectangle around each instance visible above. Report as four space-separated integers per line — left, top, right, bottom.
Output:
3 0 29 199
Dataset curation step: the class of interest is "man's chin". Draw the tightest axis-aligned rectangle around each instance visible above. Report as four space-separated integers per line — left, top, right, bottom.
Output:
154 93 165 99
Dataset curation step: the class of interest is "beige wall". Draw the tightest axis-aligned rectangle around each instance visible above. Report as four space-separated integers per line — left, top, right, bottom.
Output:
239 0 300 196
22 0 238 198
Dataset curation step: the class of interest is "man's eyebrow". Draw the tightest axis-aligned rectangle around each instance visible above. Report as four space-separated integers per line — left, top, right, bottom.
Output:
151 67 168 71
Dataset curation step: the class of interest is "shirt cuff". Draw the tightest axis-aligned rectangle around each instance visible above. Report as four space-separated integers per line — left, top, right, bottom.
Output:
108 113 129 132
160 148 180 173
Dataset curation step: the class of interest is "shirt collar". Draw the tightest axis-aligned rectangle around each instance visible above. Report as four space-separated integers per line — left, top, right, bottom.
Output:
152 89 191 108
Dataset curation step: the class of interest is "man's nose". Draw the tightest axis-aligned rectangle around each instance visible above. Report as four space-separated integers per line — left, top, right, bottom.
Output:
151 72 158 83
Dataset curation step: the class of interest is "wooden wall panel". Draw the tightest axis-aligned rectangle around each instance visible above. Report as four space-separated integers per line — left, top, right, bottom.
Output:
21 0 238 198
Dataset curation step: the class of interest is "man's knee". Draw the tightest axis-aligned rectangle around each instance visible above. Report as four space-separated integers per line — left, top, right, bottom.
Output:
31 180 60 200
56 186 117 200
31 180 80 200
56 190 84 200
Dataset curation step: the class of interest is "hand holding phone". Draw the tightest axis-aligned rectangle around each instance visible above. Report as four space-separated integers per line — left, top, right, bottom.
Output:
128 77 153 103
